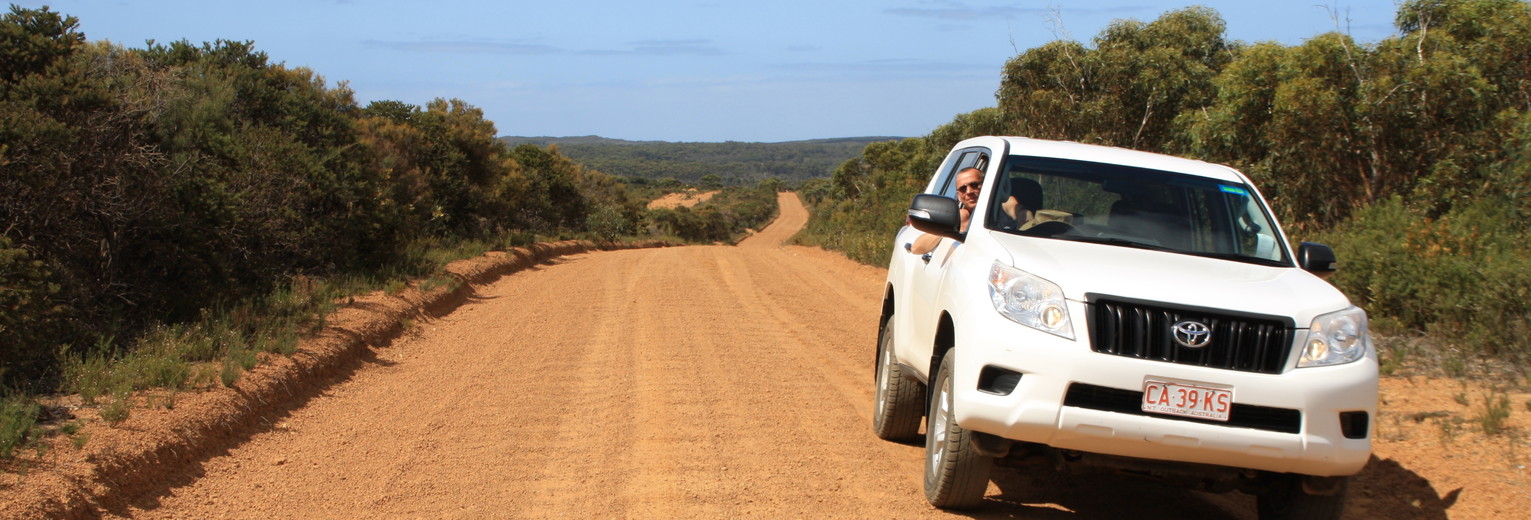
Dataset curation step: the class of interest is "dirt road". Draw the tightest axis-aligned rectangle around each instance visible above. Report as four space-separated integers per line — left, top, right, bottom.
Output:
102 193 1519 519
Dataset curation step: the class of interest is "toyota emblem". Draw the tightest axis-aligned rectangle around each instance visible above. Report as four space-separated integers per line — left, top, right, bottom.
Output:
1172 320 1212 348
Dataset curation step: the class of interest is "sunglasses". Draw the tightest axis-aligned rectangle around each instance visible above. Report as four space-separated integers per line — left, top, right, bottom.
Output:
956 181 982 194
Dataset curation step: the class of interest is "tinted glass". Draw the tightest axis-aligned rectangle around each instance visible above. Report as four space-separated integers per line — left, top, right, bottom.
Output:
986 156 1290 266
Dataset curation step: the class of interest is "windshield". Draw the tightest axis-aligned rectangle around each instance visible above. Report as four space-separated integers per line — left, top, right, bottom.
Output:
985 155 1290 266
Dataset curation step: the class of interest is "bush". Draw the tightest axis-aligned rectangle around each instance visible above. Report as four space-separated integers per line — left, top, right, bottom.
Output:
645 185 779 244
1310 195 1531 365
0 393 38 458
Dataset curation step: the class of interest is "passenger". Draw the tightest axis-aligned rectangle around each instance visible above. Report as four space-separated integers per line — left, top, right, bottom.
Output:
999 178 1043 230
910 167 983 255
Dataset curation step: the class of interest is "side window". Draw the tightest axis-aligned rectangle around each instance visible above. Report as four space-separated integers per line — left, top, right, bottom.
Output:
934 148 991 198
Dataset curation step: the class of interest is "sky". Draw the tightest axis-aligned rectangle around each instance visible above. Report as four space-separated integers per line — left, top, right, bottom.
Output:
19 1 1404 143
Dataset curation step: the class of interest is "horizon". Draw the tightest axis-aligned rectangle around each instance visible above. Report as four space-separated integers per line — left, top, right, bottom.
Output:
22 1 1402 143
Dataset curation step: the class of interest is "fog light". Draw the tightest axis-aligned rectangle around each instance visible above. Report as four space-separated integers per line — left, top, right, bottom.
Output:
978 366 1023 395
1339 411 1369 439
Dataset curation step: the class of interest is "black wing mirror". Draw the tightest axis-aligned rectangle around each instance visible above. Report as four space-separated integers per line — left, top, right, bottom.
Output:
907 194 963 241
1298 242 1338 278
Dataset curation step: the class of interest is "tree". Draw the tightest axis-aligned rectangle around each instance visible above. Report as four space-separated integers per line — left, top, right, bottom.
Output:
999 7 1233 151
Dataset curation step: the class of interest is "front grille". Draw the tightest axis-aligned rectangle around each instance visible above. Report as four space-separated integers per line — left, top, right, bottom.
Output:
1089 298 1294 374
1064 383 1301 434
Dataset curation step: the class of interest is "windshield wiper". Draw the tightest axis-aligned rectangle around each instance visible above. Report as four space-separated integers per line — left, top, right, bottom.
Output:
1050 235 1175 252
1051 235 1289 267
1188 251 1290 267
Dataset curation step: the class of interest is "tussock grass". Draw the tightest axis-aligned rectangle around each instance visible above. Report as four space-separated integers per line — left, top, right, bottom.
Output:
0 394 39 458
1478 392 1514 435
4 233 567 460
418 274 461 294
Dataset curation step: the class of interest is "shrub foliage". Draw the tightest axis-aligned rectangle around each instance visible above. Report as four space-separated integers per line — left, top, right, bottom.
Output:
0 6 649 390
646 182 781 244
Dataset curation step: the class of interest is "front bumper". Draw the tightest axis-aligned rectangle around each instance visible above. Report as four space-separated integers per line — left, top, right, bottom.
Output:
951 301 1378 477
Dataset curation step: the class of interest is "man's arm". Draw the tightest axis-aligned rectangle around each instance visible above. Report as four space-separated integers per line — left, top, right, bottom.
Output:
909 208 971 256
910 232 942 255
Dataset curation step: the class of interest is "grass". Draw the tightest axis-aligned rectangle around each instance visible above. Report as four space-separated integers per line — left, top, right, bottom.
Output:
1379 349 1406 376
1438 416 1462 444
0 394 38 458
57 420 89 450
220 346 259 388
1442 355 1469 379
384 279 407 295
99 389 132 425
418 274 461 294
1478 391 1514 435
3 233 548 461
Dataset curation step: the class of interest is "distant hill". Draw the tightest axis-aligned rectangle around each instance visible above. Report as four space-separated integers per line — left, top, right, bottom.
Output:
498 136 903 186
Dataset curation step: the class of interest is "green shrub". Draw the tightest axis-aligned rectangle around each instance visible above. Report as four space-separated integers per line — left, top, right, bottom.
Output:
644 185 779 244
587 204 633 242
1477 391 1513 435
60 340 117 405
0 236 64 392
0 394 39 458
1311 194 1531 366
99 389 131 424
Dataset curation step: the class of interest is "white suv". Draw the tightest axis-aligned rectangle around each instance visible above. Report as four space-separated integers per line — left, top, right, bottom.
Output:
875 137 1376 519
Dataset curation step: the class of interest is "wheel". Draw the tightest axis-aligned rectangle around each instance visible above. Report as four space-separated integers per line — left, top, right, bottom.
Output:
923 353 993 509
873 314 924 441
1257 475 1348 520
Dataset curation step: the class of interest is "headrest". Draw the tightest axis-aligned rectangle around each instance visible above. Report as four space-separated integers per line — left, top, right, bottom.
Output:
1009 178 1044 211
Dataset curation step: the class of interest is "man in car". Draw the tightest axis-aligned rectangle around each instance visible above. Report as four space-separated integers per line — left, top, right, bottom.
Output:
910 167 984 255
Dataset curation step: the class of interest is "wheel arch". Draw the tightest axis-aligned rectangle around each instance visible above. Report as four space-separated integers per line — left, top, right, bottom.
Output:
880 283 895 326
877 283 896 369
927 311 957 405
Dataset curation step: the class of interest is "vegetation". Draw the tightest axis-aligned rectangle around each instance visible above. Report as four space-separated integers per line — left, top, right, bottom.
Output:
645 182 781 244
0 6 772 457
799 0 1531 373
500 136 898 187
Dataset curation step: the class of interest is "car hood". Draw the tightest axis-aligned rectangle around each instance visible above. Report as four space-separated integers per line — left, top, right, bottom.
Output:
989 232 1353 325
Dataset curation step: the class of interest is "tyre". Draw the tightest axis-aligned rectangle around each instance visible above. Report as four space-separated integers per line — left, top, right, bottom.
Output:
873 315 924 441
923 353 993 509
1257 475 1348 520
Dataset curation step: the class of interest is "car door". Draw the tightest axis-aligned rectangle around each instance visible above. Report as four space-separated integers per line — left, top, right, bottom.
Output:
897 145 994 377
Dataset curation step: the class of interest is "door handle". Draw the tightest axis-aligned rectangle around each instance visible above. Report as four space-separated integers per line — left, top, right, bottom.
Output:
905 242 933 264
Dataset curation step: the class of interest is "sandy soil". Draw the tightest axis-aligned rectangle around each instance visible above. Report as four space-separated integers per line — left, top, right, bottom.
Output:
646 189 718 209
3 193 1528 519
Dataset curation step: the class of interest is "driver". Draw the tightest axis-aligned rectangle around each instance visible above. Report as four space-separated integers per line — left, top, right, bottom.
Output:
910 167 983 255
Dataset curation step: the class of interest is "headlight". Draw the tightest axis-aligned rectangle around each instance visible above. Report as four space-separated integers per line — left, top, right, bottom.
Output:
1298 306 1372 368
988 262 1074 340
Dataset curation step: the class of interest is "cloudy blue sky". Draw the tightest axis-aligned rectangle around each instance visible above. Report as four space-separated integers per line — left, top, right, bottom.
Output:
20 1 1403 142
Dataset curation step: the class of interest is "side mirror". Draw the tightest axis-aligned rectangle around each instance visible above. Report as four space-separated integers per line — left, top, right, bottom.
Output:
1298 242 1338 278
907 194 964 241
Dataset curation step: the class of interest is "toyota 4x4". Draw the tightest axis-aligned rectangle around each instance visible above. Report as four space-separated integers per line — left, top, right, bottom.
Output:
875 136 1377 519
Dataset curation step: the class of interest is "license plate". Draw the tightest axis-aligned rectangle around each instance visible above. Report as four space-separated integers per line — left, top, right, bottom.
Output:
1141 379 1233 421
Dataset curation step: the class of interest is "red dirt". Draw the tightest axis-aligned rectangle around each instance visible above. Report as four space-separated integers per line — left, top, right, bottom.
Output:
2 193 1527 519
646 189 718 209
